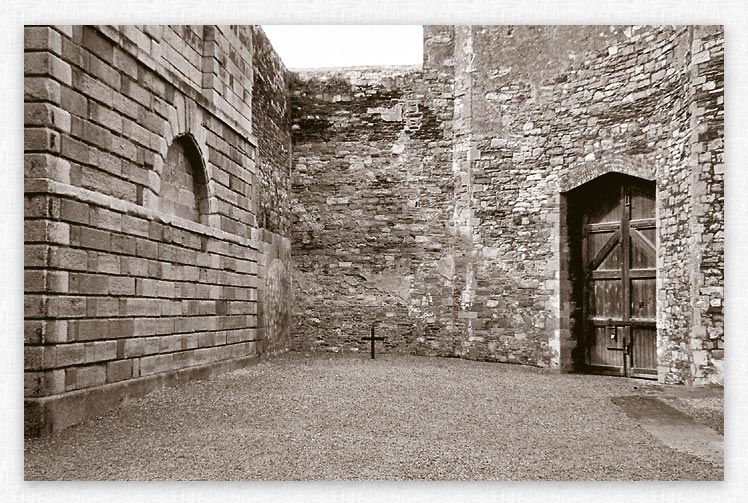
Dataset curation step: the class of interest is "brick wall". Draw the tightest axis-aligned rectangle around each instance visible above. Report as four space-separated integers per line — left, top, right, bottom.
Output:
24 25 292 435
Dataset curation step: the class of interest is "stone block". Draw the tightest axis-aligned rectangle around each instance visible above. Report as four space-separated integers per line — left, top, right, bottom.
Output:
25 345 57 370
69 272 109 295
122 338 145 358
26 320 68 344
92 253 120 274
123 215 151 238
139 353 173 376
106 359 133 383
75 227 110 251
60 198 90 224
81 119 114 150
69 318 109 341
47 296 87 318
121 298 153 317
65 364 106 391
24 127 61 154
60 86 88 116
24 270 47 293
56 342 86 367
86 297 119 317
113 47 138 80
135 238 159 259
25 369 66 397
47 246 88 271
25 102 72 132
60 135 90 165
72 69 113 106
84 340 117 363
88 55 121 90
24 26 63 54
24 77 62 105
109 276 136 296
25 153 70 182
24 51 72 85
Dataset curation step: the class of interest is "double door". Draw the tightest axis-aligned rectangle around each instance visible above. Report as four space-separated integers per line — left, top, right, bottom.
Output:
580 176 657 379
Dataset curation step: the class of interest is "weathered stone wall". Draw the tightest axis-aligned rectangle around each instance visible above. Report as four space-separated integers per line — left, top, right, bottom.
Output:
251 27 292 235
449 25 723 382
289 25 724 384
290 27 457 353
24 24 292 435
554 27 696 380
463 26 672 369
683 27 724 384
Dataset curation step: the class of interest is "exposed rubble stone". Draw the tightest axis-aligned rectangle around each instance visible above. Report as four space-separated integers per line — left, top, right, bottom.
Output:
289 25 724 385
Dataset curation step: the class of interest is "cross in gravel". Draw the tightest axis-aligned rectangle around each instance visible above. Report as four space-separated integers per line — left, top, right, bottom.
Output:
361 322 385 359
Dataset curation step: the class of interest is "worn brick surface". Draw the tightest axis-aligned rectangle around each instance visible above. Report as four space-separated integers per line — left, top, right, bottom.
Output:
287 28 457 356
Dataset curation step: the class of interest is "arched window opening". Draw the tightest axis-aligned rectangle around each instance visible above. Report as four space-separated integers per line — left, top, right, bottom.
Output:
159 135 209 223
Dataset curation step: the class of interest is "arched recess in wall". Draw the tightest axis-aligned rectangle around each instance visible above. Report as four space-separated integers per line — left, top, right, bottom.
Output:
147 95 217 226
159 134 210 223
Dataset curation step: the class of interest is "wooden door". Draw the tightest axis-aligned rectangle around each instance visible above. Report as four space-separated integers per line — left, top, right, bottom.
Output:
581 175 657 378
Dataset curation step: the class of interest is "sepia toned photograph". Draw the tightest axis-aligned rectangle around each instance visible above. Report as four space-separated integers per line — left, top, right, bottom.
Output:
23 23 724 481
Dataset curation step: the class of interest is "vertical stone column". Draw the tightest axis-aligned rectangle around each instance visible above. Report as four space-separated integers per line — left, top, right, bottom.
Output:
450 26 478 354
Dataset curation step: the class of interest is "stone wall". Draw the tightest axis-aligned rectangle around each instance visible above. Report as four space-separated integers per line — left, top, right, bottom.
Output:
465 26 691 372
289 25 724 384
290 26 457 353
24 25 292 435
24 24 724 436
437 25 723 383
683 27 724 383
251 27 292 235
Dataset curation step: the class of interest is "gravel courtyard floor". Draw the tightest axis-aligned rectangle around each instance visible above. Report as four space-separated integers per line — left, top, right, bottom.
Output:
24 352 723 480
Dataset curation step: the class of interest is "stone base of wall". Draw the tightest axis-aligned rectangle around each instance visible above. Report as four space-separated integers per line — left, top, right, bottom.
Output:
24 351 283 436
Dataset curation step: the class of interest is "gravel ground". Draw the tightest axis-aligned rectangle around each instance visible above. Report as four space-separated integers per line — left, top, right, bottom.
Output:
25 353 723 480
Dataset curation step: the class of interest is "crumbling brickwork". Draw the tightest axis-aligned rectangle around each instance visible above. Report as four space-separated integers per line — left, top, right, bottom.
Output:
24 25 292 435
251 27 292 235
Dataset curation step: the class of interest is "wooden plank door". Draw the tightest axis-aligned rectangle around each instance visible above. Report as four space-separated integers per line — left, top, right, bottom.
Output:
581 176 657 378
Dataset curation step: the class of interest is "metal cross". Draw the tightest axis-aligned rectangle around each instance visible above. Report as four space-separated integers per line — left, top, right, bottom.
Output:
361 321 385 359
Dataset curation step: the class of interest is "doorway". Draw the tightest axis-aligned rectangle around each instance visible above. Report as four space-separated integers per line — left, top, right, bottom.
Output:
567 173 657 379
